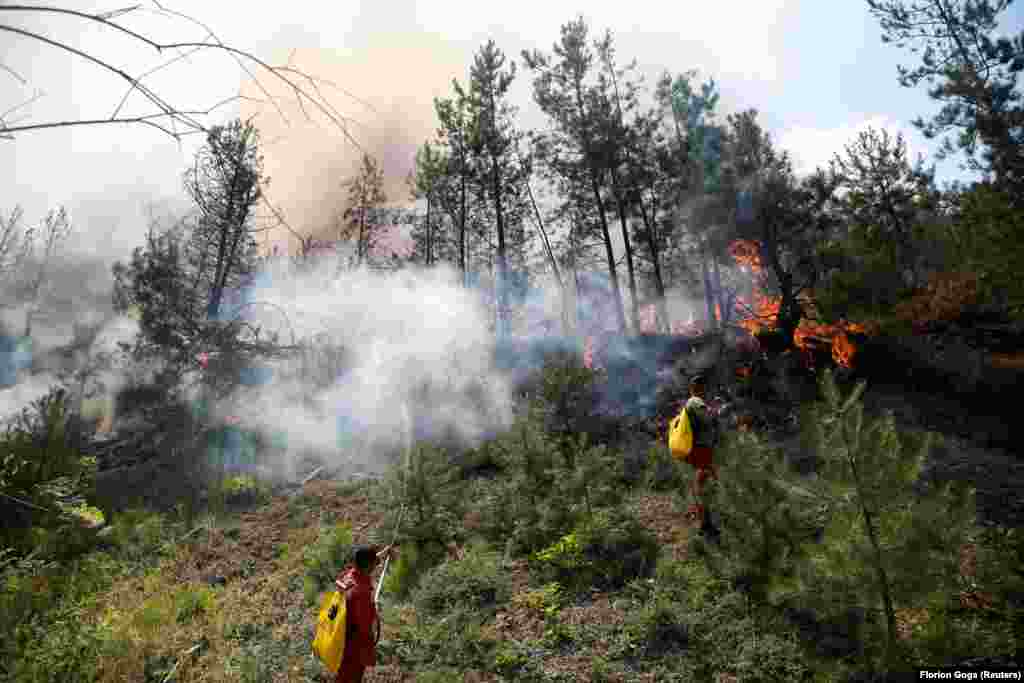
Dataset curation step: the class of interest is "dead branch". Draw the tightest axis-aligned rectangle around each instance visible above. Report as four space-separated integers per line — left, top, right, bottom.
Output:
0 2 365 148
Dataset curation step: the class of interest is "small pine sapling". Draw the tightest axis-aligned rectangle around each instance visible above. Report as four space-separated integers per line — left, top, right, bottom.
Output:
799 369 976 670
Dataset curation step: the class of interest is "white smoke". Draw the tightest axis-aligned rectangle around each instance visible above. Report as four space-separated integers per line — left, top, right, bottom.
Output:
213 255 515 475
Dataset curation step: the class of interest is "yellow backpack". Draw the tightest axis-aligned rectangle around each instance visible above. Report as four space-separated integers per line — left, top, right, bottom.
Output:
668 407 693 461
312 590 347 674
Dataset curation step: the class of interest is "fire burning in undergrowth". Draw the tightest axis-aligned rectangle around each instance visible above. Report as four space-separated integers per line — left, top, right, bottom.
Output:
572 238 883 373
726 239 880 369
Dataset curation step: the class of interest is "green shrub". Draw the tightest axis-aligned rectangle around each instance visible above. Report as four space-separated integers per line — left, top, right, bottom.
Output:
302 521 352 605
175 584 215 623
377 441 465 570
493 644 531 676
105 507 177 561
511 581 564 619
473 421 629 560
532 509 660 595
220 474 270 507
395 607 498 670
381 540 444 600
617 596 689 658
645 442 686 491
1 387 94 551
0 547 126 683
413 543 510 618
415 668 464 682
528 349 601 466
695 428 822 605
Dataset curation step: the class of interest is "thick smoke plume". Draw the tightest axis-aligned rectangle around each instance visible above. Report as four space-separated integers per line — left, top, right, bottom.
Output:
212 256 515 479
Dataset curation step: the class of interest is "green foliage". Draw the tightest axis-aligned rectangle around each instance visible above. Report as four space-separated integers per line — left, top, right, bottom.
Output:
220 474 271 508
412 542 510 618
700 368 982 670
867 0 1024 197
1 387 93 550
511 581 564 618
302 521 352 606
946 183 1024 318
618 595 689 658
531 508 660 595
644 442 686 491
377 442 466 597
698 427 822 606
391 606 499 671
340 153 389 267
493 644 531 676
470 420 575 556
174 584 216 624
0 543 132 683
105 508 176 563
528 349 601 465
471 417 630 562
814 222 915 324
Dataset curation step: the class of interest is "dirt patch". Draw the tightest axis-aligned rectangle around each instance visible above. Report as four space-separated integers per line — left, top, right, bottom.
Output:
559 594 623 630
630 492 694 562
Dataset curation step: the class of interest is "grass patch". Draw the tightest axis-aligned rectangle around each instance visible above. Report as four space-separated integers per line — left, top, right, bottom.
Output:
302 521 353 606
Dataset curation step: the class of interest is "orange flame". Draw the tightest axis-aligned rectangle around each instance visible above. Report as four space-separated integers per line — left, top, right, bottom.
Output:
728 240 879 370
729 239 763 271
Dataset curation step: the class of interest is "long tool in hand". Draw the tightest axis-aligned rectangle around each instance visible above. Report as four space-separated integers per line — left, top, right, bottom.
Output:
374 402 412 605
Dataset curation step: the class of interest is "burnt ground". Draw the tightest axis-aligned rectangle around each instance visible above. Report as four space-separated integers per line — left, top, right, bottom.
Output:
861 382 1024 528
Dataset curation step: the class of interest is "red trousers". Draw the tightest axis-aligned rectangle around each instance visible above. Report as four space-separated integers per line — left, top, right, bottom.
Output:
687 446 718 523
335 665 365 683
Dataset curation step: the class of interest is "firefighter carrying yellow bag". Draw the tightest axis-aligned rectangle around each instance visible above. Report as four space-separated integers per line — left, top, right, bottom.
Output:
668 407 694 462
313 590 347 674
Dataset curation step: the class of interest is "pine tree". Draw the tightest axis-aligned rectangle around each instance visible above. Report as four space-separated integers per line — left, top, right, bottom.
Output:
523 16 628 334
465 40 531 339
340 153 388 268
799 370 975 669
407 142 452 268
706 369 977 672
184 118 265 321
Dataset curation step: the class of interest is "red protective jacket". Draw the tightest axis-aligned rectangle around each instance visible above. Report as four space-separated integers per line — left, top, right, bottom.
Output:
335 566 378 670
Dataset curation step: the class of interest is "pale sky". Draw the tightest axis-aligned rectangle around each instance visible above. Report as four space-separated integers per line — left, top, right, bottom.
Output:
3 0 1022 263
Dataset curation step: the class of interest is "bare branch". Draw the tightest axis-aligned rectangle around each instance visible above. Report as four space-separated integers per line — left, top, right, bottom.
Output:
0 3 364 147
0 59 28 85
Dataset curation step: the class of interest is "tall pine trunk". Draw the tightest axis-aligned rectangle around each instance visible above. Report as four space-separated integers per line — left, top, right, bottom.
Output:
611 177 640 334
637 189 669 333
425 194 433 266
459 170 468 287
573 80 626 335
702 254 716 330
524 171 570 334
492 156 509 339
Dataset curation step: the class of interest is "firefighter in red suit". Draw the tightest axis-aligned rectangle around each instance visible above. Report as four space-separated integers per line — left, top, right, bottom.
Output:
683 374 722 542
333 544 394 683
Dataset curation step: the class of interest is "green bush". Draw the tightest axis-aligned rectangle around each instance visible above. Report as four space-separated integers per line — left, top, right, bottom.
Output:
0 547 127 683
528 349 601 466
220 474 271 507
1 387 93 551
380 540 444 601
618 596 689 658
413 543 510 618
175 584 216 623
302 521 352 606
696 428 822 605
472 421 630 560
645 442 686 491
532 509 660 595
105 507 177 561
393 606 498 670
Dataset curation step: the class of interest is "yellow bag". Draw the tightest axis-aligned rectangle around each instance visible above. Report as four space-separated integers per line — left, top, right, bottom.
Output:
668 408 693 461
312 590 347 674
